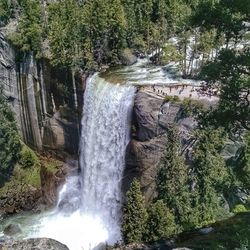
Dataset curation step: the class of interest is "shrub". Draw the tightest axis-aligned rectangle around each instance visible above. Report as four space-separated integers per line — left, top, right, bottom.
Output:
19 145 38 168
144 200 177 242
181 97 204 117
233 204 247 214
164 95 180 103
0 94 21 186
0 0 18 25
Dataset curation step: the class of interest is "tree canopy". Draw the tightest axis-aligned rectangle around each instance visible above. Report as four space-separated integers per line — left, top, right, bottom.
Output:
0 93 21 187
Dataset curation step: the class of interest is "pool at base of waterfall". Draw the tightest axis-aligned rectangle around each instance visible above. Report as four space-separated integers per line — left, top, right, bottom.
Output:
31 211 110 250
0 210 120 250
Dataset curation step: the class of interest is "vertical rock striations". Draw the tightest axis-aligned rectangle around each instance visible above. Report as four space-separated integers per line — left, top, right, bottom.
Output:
0 30 85 154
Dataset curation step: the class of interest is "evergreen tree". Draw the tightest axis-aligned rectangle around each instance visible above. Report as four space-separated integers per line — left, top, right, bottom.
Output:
144 200 177 242
234 132 250 190
9 0 43 57
122 0 139 48
156 126 192 228
82 0 126 67
0 93 21 187
193 0 250 131
0 0 13 25
48 0 82 67
191 128 230 226
200 48 250 132
122 179 148 244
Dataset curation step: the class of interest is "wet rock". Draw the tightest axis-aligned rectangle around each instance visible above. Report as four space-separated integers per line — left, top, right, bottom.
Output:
57 176 81 214
3 223 22 236
199 227 214 235
0 238 69 250
40 163 71 207
120 49 137 65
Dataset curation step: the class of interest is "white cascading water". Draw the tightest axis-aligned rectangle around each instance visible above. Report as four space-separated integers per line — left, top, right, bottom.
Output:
30 74 135 250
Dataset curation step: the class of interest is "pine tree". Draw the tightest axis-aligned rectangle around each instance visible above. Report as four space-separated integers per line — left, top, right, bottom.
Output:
145 200 177 242
8 0 43 57
82 0 127 66
48 0 82 67
191 128 230 226
122 179 148 244
156 126 192 228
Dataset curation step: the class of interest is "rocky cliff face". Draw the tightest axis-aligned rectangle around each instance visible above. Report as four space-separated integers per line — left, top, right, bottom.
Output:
125 91 197 202
0 28 85 154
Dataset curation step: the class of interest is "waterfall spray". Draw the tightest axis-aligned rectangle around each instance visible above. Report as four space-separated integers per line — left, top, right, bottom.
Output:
32 74 135 250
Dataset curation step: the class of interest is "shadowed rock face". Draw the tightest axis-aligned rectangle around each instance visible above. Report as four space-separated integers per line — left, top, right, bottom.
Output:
0 238 69 250
125 90 197 202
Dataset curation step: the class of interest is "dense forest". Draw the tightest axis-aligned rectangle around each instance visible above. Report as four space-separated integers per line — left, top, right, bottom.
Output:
1 0 249 129
0 0 250 249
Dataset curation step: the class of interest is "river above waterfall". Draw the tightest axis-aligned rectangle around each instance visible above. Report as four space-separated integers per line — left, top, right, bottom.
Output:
101 57 201 86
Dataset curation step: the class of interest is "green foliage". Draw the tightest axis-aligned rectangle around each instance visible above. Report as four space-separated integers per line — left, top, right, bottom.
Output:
191 0 249 44
156 126 192 229
19 144 38 168
5 0 199 69
233 204 247 214
0 163 41 197
164 95 180 103
0 0 18 25
191 128 230 226
200 48 250 132
0 93 21 187
8 0 43 57
181 97 204 117
144 200 177 242
193 0 250 132
47 0 82 67
122 179 148 244
160 43 182 65
177 212 250 250
82 0 127 67
233 132 250 190
47 0 127 69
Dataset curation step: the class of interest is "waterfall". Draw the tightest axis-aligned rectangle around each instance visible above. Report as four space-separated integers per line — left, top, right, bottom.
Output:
80 74 135 238
32 74 135 250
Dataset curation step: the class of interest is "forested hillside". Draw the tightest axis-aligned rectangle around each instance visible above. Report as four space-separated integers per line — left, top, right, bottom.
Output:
1 0 248 71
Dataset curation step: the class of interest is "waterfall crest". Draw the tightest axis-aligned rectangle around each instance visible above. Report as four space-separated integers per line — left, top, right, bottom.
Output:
32 74 135 250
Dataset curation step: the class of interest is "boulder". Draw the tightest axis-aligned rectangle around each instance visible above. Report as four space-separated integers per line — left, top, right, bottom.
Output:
3 224 22 236
0 238 69 250
199 227 214 235
120 48 137 65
